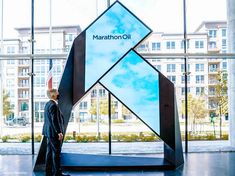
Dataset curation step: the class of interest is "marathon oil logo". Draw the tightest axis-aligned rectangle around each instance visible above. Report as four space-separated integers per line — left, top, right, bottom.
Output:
93 34 131 40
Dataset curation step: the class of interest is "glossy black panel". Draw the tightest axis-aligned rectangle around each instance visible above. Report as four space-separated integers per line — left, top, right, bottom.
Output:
73 31 86 104
2 153 235 175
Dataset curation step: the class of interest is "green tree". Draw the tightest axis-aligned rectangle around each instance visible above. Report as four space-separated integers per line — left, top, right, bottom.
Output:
181 94 208 133
3 90 12 117
215 71 228 138
89 98 115 119
89 98 115 139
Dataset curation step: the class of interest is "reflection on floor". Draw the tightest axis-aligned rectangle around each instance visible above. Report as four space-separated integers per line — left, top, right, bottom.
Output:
0 152 235 176
1 140 235 155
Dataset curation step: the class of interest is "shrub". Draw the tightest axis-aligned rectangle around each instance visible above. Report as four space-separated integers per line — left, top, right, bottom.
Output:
75 135 98 143
87 136 98 142
129 134 139 142
112 134 129 142
101 135 109 142
64 135 74 142
187 133 219 140
35 134 42 142
1 135 10 142
206 134 216 140
222 134 228 140
112 134 119 141
116 134 125 142
20 135 31 142
76 136 83 142
112 119 125 123
122 135 133 142
112 133 157 142
140 135 156 142
81 135 89 142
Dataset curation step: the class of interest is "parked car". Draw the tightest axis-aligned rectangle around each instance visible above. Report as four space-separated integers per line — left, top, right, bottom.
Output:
5 116 29 126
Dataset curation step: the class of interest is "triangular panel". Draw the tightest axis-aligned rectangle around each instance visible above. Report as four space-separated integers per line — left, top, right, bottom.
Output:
84 1 151 91
100 50 160 134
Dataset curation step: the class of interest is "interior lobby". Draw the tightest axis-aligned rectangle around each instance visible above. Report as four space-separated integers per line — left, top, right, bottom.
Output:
0 0 235 175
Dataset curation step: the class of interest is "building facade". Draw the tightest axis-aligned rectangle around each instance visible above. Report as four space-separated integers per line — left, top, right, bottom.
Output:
2 26 81 122
1 21 228 124
137 21 228 121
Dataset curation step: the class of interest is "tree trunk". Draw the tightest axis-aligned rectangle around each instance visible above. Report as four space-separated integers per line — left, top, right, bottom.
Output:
219 105 222 139
213 121 216 137
193 118 196 134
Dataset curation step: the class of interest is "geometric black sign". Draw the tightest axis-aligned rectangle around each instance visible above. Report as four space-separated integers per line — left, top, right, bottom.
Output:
34 1 183 171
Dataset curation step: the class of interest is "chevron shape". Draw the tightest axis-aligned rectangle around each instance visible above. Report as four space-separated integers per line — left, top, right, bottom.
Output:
34 1 183 171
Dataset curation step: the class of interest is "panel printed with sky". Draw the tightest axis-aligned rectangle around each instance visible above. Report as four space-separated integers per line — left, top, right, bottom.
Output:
85 2 151 91
100 50 160 134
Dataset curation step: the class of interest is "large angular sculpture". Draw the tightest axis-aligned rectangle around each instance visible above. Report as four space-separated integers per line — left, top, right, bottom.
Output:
34 1 183 170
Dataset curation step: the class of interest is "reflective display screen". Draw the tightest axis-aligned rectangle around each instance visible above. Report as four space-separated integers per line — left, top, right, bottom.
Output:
100 50 160 134
85 2 151 91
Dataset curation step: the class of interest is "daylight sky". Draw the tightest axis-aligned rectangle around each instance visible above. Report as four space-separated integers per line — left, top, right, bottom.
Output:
85 1 151 90
1 0 227 38
100 50 160 134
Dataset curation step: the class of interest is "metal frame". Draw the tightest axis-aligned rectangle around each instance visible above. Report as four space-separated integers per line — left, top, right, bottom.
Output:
1 53 235 59
0 0 233 163
30 0 35 155
33 1 185 170
0 51 235 156
183 0 188 153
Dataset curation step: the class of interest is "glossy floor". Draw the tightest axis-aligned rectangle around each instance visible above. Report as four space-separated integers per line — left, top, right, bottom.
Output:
0 152 234 176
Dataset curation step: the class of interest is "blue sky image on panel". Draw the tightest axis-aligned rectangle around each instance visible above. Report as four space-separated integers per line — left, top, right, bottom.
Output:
100 50 160 134
85 2 151 91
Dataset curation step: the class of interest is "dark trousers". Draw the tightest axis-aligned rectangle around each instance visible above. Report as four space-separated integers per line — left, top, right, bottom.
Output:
45 137 62 176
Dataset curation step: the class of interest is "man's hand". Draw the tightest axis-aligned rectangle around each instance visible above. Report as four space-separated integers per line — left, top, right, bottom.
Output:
58 133 63 141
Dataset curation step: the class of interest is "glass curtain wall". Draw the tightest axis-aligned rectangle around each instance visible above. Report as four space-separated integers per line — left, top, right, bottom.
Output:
186 0 228 151
0 0 230 155
0 0 31 154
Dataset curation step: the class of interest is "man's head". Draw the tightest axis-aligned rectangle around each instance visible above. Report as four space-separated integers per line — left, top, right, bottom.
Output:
47 89 59 101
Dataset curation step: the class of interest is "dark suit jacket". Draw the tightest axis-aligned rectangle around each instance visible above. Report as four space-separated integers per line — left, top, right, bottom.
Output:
42 100 64 138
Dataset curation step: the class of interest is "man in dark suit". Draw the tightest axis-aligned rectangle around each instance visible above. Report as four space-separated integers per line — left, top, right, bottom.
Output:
42 89 70 176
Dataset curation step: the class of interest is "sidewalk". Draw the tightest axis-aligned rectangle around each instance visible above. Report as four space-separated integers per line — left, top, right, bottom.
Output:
0 140 235 155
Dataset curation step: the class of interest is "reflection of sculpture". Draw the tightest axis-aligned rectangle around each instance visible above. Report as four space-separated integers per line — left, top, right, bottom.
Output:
34 1 183 171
